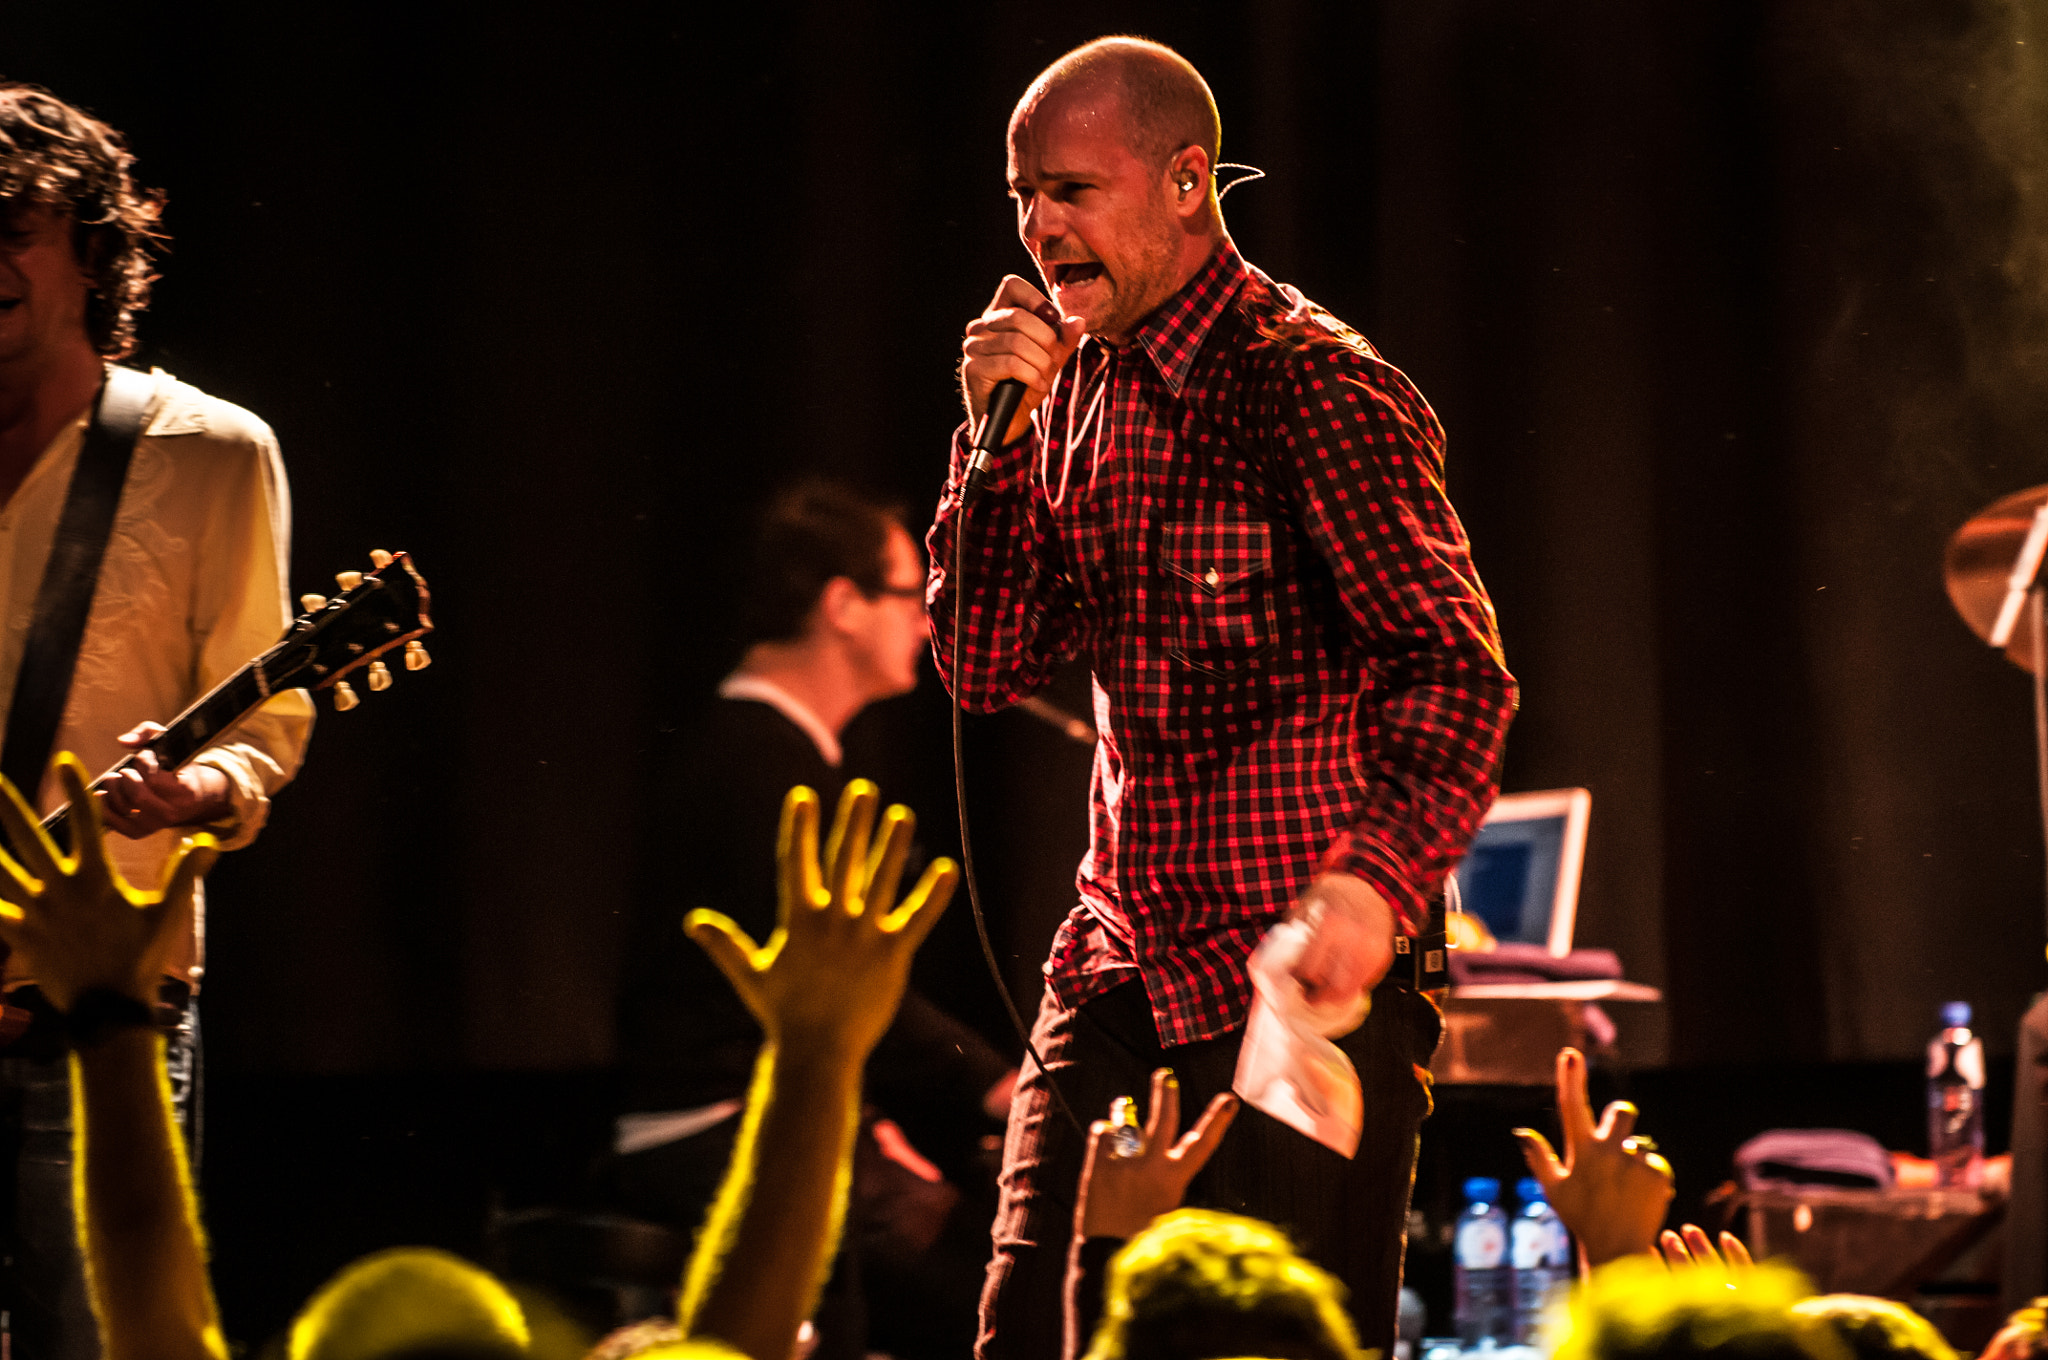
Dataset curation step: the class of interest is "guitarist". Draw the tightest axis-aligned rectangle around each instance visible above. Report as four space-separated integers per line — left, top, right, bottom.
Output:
0 85 313 1359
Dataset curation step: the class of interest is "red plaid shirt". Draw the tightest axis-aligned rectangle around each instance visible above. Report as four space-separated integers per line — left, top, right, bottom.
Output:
929 243 1516 1046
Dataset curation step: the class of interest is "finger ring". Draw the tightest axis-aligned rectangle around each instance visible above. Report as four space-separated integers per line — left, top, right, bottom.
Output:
1623 1135 1660 1155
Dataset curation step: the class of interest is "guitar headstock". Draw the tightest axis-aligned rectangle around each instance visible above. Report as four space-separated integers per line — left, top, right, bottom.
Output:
265 550 434 709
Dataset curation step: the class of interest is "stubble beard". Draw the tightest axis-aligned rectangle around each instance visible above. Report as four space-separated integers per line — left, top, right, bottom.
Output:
1091 205 1185 343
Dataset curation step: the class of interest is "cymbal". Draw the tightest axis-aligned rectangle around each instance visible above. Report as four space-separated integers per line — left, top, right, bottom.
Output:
1946 483 2048 675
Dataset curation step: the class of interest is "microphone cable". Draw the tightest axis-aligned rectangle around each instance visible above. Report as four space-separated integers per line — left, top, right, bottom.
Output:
951 382 1085 1135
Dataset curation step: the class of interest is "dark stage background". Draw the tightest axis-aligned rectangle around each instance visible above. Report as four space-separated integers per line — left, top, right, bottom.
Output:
9 0 2048 1344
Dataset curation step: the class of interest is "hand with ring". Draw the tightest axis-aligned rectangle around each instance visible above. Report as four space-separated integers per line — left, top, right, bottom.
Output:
1073 1067 1237 1240
1514 1047 1675 1271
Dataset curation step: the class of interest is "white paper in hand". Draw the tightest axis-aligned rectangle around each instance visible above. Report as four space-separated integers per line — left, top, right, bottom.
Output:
1231 915 1368 1158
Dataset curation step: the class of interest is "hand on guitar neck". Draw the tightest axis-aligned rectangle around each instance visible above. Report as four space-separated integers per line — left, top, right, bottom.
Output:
37 549 435 847
95 723 231 840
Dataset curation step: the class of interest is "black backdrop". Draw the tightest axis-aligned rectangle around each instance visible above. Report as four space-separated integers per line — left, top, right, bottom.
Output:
7 0 2048 1325
10 0 2048 1070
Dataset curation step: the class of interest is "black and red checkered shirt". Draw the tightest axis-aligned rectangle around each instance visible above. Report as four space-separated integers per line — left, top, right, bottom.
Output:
929 242 1516 1046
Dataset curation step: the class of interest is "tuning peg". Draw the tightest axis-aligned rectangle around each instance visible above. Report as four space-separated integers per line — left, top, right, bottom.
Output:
335 571 364 592
368 549 394 570
405 640 431 671
366 659 392 692
299 593 327 613
332 680 360 711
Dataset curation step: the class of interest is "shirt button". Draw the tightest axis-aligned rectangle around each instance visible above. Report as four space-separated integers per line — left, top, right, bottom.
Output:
1203 568 1220 588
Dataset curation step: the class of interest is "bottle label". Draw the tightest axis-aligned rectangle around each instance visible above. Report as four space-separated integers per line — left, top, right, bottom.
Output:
1958 1042 1985 1089
1512 1216 1570 1269
1457 1216 1507 1268
1932 1084 1977 1137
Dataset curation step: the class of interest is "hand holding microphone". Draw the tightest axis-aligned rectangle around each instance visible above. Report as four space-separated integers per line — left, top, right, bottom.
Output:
960 274 1085 452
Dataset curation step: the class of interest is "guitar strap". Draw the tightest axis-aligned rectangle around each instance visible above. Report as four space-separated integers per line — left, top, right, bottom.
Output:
0 365 153 804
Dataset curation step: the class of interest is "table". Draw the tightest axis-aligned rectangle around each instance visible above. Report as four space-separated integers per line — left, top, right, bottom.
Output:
1431 981 1664 1086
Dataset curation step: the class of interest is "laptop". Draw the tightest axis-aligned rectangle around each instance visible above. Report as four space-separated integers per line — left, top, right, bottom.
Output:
1451 787 1590 957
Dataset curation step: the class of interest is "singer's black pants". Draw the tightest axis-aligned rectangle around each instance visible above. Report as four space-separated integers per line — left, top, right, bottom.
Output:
977 977 1441 1360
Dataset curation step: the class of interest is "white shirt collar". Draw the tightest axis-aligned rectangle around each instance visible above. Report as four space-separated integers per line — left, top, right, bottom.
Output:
718 671 843 768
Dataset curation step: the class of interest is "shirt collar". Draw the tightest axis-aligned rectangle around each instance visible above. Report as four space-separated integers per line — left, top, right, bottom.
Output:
1124 240 1251 396
718 671 843 768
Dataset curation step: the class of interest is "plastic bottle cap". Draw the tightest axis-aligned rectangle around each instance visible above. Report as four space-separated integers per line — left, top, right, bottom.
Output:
1464 1176 1501 1204
1942 1002 1972 1029
1517 1177 1546 1204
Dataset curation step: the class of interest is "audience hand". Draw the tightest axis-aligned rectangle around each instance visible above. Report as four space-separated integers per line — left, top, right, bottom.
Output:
678 783 959 1360
685 781 957 1062
1658 1224 1752 1271
0 753 216 1009
1075 1067 1238 1239
1513 1047 1674 1269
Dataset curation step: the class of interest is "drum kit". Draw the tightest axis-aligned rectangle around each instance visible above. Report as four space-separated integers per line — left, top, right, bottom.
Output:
1947 486 2048 675
1947 486 2048 938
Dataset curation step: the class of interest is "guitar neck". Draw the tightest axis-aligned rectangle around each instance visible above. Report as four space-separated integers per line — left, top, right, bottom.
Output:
39 655 275 837
27 548 432 846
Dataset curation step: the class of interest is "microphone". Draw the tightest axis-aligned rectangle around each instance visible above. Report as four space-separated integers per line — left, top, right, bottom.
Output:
961 379 1027 509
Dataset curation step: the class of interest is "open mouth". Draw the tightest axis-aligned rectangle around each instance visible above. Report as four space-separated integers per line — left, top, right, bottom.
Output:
1051 261 1105 287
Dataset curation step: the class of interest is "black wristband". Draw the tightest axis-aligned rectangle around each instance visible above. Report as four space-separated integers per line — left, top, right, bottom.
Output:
62 989 156 1049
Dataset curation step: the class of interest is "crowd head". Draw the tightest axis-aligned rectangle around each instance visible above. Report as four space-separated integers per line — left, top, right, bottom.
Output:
287 1248 529 1360
1790 1296 1958 1360
1086 1209 1364 1360
1555 1257 1843 1360
1984 1298 2048 1360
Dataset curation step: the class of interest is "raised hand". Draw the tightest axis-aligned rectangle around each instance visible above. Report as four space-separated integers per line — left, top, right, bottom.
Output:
678 783 959 1360
684 780 957 1062
1658 1223 1752 1272
0 752 216 1010
1076 1067 1239 1240
960 275 1085 445
1513 1047 1674 1269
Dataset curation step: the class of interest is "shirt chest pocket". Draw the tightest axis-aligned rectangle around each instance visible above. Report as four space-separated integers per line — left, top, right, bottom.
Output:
1159 518 1278 677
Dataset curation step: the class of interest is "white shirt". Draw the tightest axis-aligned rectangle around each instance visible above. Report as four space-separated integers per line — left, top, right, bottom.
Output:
0 368 314 990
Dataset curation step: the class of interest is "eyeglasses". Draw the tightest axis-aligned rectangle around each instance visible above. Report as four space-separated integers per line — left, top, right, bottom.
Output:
866 584 925 602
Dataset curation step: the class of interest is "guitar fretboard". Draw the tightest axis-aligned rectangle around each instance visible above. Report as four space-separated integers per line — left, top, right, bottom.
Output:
24 550 429 850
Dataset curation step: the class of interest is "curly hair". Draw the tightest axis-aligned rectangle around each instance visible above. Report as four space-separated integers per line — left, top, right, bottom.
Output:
0 83 164 358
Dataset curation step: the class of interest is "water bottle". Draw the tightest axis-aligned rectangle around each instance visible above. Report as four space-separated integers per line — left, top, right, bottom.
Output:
1927 1002 1985 1189
1510 1178 1572 1344
1453 1176 1511 1349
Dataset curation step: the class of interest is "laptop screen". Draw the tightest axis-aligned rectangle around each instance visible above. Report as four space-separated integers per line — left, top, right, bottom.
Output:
1452 788 1590 957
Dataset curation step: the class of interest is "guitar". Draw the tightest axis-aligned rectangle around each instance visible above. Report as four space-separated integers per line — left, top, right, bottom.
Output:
38 548 434 843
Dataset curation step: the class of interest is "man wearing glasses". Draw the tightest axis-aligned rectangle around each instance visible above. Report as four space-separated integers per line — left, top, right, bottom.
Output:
614 477 1014 1360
